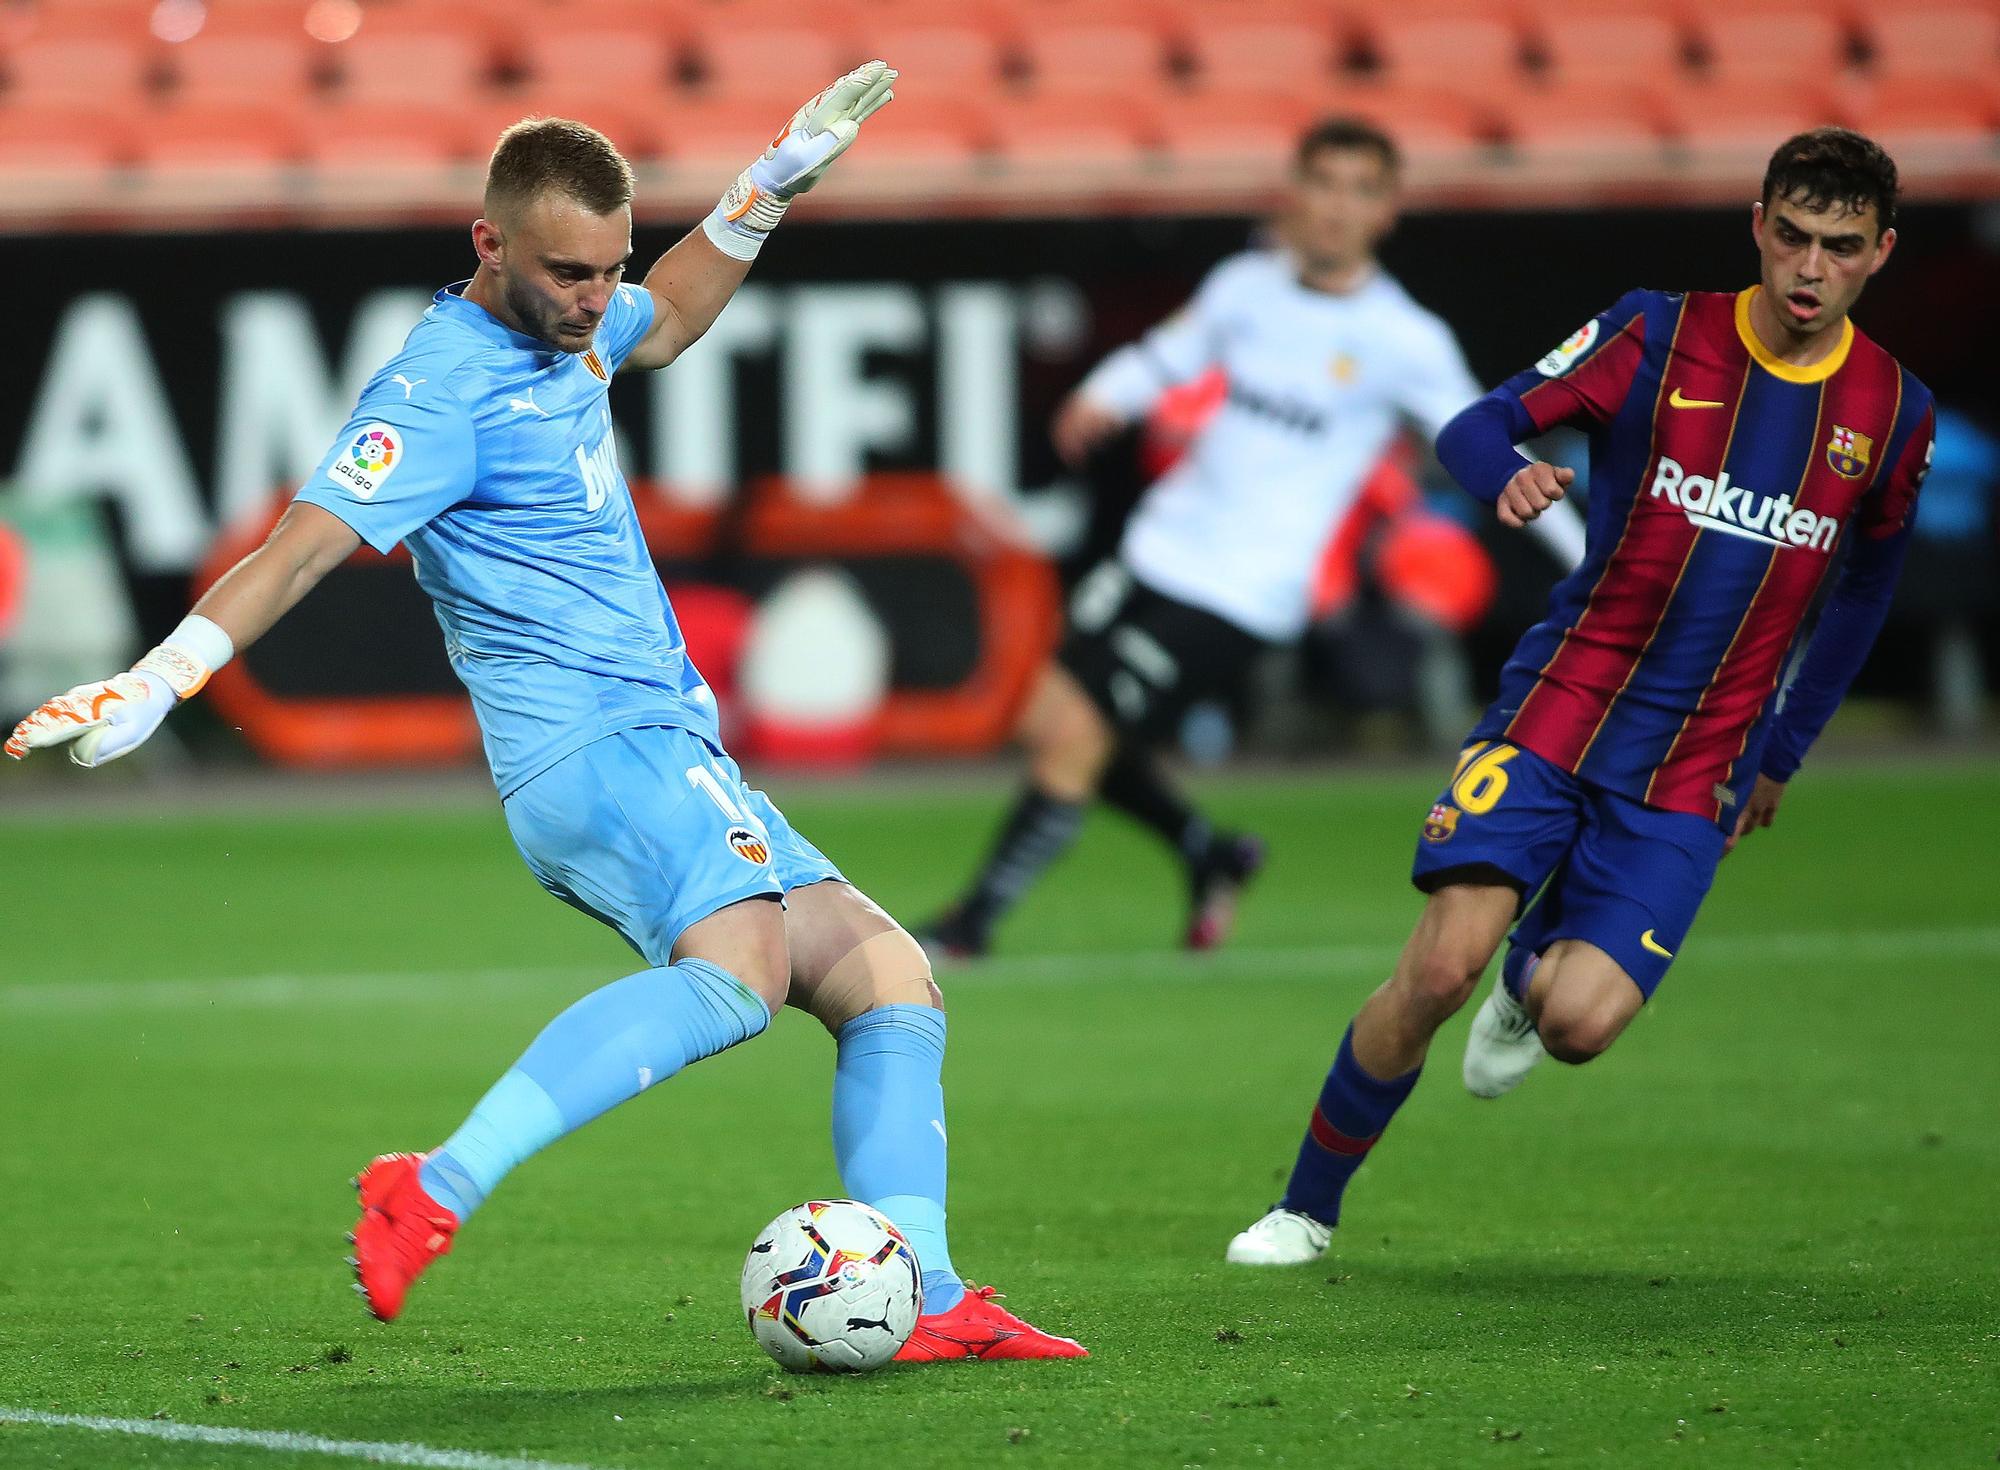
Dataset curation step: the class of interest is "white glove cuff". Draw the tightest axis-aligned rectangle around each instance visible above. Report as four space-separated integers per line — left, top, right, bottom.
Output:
133 614 234 700
703 167 793 261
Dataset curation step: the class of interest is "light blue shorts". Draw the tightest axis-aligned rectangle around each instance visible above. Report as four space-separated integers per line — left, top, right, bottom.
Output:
502 725 844 967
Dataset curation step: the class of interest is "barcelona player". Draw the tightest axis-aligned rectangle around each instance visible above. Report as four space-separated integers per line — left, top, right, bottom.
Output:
1228 129 1935 1264
6 73 1083 1359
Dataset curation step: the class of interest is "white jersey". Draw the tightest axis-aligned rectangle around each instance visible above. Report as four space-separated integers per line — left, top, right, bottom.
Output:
1081 249 1583 641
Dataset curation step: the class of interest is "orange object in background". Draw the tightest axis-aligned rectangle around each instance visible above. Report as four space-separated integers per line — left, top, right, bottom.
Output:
192 475 1059 768
0 520 24 641
1310 450 1497 635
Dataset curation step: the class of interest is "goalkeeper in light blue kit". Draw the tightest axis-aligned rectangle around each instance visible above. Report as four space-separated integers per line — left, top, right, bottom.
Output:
6 67 1084 1361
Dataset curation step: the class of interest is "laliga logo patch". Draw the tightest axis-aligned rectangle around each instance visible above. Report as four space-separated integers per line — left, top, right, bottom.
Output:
727 825 772 865
328 422 401 501
1825 425 1873 479
1536 319 1599 378
1422 803 1460 843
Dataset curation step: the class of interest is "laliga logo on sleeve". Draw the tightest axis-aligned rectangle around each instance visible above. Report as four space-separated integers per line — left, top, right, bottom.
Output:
1536 319 1599 378
328 423 402 501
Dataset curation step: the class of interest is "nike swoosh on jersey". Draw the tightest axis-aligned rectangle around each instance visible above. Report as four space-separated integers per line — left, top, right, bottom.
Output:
1640 929 1675 958
1667 387 1725 410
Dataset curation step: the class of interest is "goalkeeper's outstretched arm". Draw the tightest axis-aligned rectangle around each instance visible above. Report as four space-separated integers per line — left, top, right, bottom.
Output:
6 502 359 768
623 60 896 372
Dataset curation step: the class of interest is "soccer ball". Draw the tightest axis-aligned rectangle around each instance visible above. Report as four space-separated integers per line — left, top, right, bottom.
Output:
740 1200 922 1373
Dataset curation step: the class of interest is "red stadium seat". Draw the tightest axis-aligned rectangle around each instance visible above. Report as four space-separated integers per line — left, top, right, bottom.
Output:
983 92 1158 166
686 21 862 102
862 20 1009 90
1151 87 1317 166
1503 79 1670 156
1362 12 1531 99
0 99 133 178
1660 77 1840 155
132 99 306 171
1182 16 1341 92
685 0 859 26
1015 17 1172 97
9 0 155 44
3 34 155 104
163 19 323 104
1693 7 1854 81
1864 4 2000 83
1531 5 1690 81
299 101 479 169
648 92 814 168
1315 82 1497 154
1845 76 2000 155
325 8 501 105
516 18 681 95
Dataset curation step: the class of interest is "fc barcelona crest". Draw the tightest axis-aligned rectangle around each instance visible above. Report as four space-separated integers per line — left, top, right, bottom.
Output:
1826 425 1872 479
1422 803 1460 844
582 348 608 382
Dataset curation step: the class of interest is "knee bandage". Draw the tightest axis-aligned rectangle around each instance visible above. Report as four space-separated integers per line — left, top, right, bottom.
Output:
801 929 938 1031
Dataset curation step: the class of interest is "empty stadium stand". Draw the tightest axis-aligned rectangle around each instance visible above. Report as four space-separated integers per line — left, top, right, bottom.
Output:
0 0 1992 226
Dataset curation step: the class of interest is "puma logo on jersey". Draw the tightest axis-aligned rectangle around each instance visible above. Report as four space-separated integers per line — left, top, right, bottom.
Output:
574 428 619 512
509 390 550 417
1648 456 1839 551
392 374 425 399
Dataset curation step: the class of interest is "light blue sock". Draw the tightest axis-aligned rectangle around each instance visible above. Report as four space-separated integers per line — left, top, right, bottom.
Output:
831 1004 964 1315
420 958 770 1221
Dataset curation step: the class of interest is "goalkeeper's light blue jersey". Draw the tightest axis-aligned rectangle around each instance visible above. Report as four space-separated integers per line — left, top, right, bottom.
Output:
296 280 720 794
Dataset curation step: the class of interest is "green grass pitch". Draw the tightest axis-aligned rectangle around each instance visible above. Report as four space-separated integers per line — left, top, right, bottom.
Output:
2 760 1997 1468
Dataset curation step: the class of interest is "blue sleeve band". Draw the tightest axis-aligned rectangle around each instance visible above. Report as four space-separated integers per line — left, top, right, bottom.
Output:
1760 526 1912 781
1436 390 1538 505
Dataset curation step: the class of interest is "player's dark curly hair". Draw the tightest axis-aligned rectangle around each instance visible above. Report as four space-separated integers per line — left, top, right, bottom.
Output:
1762 128 1899 233
485 117 634 218
1296 116 1400 176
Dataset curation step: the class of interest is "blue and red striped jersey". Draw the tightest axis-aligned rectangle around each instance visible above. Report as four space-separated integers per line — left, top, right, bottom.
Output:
1463 287 1934 824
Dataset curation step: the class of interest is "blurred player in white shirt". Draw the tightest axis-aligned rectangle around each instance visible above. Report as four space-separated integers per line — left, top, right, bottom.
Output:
926 118 1583 959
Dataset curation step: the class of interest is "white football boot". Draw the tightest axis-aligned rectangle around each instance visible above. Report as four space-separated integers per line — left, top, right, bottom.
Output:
1225 1208 1332 1266
1462 970 1548 1098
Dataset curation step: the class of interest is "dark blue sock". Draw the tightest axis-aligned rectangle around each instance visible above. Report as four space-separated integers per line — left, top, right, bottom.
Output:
1278 1024 1422 1228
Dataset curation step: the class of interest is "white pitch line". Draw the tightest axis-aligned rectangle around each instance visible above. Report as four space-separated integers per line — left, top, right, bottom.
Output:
2 926 1997 1015
0 1407 602 1470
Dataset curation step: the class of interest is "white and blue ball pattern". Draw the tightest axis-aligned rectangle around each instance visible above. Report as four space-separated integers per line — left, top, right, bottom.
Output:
740 1200 922 1373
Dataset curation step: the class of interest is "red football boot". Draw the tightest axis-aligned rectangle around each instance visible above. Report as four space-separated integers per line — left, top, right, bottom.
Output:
346 1152 458 1323
894 1283 1089 1362
1186 833 1267 951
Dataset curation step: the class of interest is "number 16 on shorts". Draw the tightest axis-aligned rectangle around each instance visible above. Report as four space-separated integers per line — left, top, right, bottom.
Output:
1424 742 1521 842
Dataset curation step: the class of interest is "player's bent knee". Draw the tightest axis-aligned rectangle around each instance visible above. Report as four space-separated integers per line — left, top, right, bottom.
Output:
803 927 938 1034
675 896 791 1016
1401 947 1486 1020
1537 1008 1626 1065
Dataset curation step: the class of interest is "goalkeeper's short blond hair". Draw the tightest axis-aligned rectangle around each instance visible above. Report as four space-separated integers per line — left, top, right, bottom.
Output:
485 118 634 219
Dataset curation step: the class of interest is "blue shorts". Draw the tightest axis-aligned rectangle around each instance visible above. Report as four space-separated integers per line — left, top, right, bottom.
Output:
502 726 844 967
1409 741 1727 997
